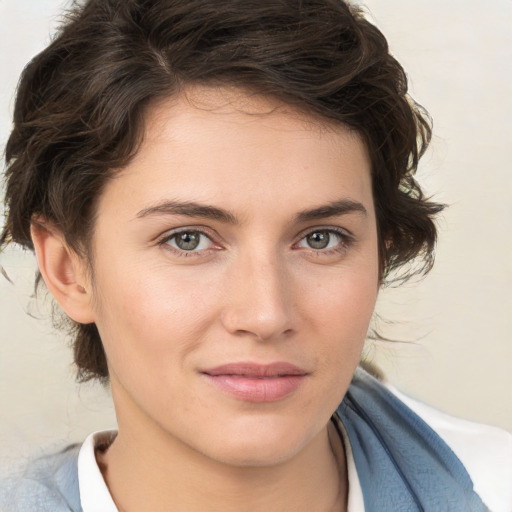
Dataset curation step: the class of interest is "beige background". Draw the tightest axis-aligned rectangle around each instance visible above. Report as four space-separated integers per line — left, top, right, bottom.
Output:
1 0 511 468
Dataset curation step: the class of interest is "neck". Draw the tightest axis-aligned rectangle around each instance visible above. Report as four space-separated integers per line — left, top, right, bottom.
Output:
99 413 347 512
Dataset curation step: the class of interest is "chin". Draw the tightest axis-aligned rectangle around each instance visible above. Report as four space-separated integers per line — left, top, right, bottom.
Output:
207 443 303 468
196 418 323 468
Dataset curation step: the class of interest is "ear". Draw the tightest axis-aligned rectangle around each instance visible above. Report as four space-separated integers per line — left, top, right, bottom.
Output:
30 220 95 324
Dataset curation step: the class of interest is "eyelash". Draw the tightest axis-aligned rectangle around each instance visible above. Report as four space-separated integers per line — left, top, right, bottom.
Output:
157 227 353 258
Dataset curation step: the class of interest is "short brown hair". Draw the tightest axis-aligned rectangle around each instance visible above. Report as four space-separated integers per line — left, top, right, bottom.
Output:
1 0 443 381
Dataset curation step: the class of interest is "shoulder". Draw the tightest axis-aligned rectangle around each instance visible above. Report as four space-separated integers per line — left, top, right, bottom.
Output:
392 387 512 512
0 444 82 512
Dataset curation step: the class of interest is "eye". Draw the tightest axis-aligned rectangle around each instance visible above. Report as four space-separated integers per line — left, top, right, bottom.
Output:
297 229 345 250
164 230 214 252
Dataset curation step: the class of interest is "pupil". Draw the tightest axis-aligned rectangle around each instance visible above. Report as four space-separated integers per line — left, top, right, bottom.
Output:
176 232 200 250
307 231 329 249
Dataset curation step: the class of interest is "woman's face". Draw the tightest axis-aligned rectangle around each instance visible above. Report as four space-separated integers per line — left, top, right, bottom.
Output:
85 88 379 466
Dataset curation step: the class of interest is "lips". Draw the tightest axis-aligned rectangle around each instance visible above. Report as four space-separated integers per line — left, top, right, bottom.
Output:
201 362 308 402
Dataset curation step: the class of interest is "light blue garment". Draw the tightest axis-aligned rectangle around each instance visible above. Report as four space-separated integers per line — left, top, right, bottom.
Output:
336 369 489 511
0 444 82 511
0 369 489 511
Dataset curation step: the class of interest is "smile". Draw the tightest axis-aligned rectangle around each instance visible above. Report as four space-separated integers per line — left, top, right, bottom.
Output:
201 362 309 402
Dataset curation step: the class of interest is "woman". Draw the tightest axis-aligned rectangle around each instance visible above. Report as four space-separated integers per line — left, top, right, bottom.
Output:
0 0 510 510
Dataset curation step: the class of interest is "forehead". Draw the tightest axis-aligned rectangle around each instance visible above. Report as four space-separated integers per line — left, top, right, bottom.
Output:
99 86 373 222
141 86 368 162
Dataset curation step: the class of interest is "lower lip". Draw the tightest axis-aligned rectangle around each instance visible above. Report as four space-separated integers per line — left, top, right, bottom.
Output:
203 374 306 402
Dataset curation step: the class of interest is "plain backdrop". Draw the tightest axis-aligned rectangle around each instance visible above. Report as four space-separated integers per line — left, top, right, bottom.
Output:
1 0 511 467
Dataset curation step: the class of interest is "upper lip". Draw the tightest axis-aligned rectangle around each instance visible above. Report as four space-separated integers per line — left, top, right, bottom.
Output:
202 362 308 378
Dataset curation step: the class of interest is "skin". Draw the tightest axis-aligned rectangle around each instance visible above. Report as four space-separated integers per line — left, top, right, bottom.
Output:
33 87 380 511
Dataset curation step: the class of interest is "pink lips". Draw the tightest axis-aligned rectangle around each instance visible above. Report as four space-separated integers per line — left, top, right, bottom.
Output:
202 362 308 402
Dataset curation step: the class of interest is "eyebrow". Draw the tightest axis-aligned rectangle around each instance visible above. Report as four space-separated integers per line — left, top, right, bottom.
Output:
136 198 367 224
296 199 368 222
136 200 238 224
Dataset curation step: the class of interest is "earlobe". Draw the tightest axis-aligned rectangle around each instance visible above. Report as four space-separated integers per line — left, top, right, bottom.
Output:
30 220 95 324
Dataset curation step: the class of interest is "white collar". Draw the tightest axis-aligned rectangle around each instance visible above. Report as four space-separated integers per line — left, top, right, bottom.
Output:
78 430 118 512
334 415 365 511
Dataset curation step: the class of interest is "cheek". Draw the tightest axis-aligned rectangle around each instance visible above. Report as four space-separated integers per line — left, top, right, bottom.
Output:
92 261 223 366
298 263 379 368
302 264 378 329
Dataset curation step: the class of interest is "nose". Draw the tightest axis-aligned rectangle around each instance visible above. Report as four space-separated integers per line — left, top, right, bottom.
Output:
220 252 295 341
